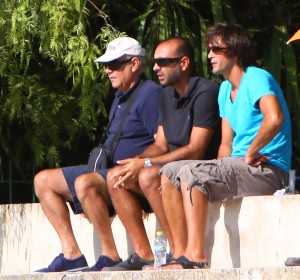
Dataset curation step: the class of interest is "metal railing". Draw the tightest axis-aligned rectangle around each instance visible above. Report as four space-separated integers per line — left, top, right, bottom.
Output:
0 161 35 203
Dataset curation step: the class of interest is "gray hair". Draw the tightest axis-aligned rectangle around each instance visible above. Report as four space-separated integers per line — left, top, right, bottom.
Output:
125 55 146 71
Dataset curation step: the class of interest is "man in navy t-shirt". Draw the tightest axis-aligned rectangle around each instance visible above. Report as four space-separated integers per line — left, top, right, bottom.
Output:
34 37 162 272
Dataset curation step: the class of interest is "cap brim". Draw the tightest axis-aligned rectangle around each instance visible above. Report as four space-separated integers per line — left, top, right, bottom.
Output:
94 52 124 63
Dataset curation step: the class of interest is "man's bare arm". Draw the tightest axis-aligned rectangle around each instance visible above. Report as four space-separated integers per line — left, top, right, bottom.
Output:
217 118 234 159
245 94 283 166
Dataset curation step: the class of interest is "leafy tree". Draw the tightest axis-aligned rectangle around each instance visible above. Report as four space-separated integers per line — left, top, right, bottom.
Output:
1 0 300 202
0 0 124 176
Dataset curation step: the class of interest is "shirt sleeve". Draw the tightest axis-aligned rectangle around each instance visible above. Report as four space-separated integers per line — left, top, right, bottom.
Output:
138 83 162 136
193 85 220 129
246 69 279 106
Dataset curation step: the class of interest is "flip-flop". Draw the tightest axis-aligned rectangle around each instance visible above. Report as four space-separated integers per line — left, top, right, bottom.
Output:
160 255 208 269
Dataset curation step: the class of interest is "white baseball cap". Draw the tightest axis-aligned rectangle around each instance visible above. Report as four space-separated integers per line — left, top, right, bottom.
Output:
95 37 145 63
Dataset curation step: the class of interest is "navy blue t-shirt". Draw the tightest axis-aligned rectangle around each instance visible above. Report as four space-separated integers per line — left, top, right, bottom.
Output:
104 78 162 163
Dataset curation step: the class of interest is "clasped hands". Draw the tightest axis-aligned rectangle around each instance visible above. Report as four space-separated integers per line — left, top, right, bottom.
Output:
112 158 145 189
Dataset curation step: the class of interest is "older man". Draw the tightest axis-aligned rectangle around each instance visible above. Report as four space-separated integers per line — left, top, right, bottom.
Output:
34 37 162 272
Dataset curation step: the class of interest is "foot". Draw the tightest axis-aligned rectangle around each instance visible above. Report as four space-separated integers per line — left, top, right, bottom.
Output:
82 255 122 271
35 253 88 272
102 252 153 271
143 255 208 270
143 251 174 270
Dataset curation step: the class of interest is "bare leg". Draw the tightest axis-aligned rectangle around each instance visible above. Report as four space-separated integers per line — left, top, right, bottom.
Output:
181 179 208 263
107 166 153 260
158 178 208 270
75 172 120 261
161 174 187 259
34 169 82 259
139 166 174 253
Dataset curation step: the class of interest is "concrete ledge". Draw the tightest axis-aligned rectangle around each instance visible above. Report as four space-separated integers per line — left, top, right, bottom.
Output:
1 195 300 274
1 267 300 280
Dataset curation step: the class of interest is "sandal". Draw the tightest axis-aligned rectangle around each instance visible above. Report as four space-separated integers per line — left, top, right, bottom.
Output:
161 255 208 269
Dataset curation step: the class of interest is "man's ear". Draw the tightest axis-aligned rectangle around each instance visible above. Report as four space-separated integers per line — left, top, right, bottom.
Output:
131 57 140 72
181 56 190 71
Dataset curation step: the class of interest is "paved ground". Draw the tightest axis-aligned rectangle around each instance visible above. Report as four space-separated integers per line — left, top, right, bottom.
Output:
1 267 300 280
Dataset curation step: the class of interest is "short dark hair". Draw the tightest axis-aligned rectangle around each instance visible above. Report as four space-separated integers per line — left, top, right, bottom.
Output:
158 36 197 75
205 23 256 69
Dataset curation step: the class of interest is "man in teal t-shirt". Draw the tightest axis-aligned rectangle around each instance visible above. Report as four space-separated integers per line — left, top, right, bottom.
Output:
156 23 292 270
219 66 291 173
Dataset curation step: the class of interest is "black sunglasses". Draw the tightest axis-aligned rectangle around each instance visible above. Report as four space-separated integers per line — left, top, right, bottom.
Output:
153 56 183 67
102 58 132 71
208 46 227 54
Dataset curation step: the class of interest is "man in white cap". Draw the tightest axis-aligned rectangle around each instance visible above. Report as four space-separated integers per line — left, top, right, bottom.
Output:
34 37 162 272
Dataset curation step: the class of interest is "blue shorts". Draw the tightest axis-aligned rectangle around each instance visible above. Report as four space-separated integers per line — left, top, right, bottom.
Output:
61 165 115 216
62 165 152 216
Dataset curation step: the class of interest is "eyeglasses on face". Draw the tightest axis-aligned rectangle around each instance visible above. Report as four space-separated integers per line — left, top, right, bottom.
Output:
102 58 132 71
153 56 183 67
208 46 227 54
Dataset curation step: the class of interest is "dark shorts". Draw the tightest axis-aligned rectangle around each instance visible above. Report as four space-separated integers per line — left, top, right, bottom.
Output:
61 165 114 215
160 157 288 202
62 165 152 216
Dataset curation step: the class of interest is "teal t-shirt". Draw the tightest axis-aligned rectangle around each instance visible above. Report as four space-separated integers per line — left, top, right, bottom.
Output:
218 66 291 172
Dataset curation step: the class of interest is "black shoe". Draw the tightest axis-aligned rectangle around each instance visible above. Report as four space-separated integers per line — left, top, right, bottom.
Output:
166 252 174 263
285 257 300 266
102 252 153 271
82 255 122 271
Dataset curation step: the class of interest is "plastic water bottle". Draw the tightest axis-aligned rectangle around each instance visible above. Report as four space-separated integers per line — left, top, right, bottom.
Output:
289 169 296 194
153 231 167 267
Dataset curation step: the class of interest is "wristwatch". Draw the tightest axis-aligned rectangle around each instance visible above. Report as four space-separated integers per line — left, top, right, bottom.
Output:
144 157 152 167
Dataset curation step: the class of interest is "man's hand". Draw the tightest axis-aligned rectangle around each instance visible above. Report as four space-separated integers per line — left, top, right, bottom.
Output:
245 152 269 167
112 158 145 189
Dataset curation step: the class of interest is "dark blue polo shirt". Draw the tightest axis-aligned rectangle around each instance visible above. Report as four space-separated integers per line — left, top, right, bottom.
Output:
159 76 221 159
104 78 162 163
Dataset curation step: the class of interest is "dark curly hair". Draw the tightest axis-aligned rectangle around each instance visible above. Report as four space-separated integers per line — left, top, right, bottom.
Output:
205 23 256 69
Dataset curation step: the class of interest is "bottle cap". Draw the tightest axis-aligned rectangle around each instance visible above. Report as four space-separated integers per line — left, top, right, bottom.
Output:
156 231 164 236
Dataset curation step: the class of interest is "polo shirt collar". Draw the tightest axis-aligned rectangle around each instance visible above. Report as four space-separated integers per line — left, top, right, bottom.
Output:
172 76 199 101
115 74 146 100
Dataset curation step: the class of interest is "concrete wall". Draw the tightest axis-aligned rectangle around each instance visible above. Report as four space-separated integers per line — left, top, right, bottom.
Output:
0 195 300 274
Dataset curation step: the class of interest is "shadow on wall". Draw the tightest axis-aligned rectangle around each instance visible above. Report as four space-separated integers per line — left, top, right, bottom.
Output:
206 202 221 266
224 199 242 268
206 199 242 268
92 213 163 260
0 204 30 273
0 205 5 272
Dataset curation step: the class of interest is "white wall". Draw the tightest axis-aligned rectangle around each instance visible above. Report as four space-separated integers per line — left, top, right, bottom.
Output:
1 195 300 274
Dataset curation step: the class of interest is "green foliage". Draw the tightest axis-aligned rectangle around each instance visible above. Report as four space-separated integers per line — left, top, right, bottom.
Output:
120 0 210 79
1 0 300 202
0 0 122 178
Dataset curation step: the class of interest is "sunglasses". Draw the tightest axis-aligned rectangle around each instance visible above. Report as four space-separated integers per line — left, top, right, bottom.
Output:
102 58 132 71
153 56 183 67
208 46 227 54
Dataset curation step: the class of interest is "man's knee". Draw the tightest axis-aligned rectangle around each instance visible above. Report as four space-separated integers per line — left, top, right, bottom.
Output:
34 169 51 197
74 174 92 200
75 173 108 201
106 166 122 193
139 166 160 192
